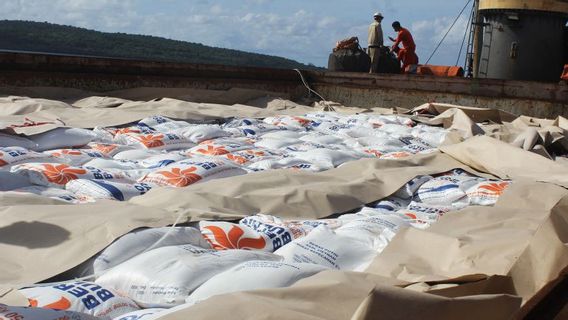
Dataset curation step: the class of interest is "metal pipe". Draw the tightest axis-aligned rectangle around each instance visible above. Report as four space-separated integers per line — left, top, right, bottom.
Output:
473 0 483 78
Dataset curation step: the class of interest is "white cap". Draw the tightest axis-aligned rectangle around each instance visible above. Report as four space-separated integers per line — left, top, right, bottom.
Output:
374 12 383 18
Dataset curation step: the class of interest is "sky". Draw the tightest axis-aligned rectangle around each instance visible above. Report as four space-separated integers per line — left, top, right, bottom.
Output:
0 0 475 67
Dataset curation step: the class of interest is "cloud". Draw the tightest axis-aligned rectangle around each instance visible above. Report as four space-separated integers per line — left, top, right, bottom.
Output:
0 0 473 67
411 15 470 65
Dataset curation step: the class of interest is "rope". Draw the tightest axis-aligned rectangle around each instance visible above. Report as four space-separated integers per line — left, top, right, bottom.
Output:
425 0 473 65
293 68 335 112
455 2 475 66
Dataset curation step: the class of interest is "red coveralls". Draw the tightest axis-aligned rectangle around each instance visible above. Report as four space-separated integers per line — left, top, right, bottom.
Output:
392 27 419 72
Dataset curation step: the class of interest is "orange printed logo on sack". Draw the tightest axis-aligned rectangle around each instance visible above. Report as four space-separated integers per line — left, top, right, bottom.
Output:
364 149 382 157
29 296 72 310
204 225 266 250
245 150 266 156
136 134 165 148
226 154 248 165
196 145 229 156
292 117 311 127
199 139 215 145
42 164 87 185
51 150 83 157
403 213 426 224
386 152 411 159
476 182 509 196
114 127 141 135
90 144 117 155
157 167 202 187
0 152 7 167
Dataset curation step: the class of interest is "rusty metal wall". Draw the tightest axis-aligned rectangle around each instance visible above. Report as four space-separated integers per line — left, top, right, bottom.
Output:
0 52 566 118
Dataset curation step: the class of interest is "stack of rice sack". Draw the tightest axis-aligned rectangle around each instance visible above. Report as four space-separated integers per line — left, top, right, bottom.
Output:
1 113 449 203
10 169 511 319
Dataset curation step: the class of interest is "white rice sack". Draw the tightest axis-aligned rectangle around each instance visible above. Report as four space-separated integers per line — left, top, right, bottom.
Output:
96 126 155 140
254 137 299 150
11 163 132 188
90 127 116 143
416 175 479 207
375 123 413 136
370 196 410 212
113 149 161 161
29 128 98 152
138 116 190 132
93 227 211 275
0 147 57 170
186 138 254 156
247 157 324 172
88 143 134 157
466 180 511 206
303 112 341 122
0 171 33 190
44 149 107 166
223 118 261 128
0 132 38 149
112 309 166 320
139 153 186 169
0 304 98 320
356 136 406 149
259 130 303 140
117 133 195 151
335 215 409 253
283 142 339 153
274 223 386 271
299 133 345 145
200 221 273 251
66 180 152 201
186 261 328 306
83 158 141 170
411 126 448 147
116 169 155 182
399 136 434 150
95 245 281 307
174 125 229 143
10 186 94 204
20 281 139 320
393 175 433 199
336 114 371 126
239 215 343 248
224 123 284 138
312 122 357 137
404 201 456 224
402 144 432 154
263 116 313 129
221 149 279 166
288 148 365 169
140 159 246 187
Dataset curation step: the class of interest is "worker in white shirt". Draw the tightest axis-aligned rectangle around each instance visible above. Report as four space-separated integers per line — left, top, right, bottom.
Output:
368 12 384 73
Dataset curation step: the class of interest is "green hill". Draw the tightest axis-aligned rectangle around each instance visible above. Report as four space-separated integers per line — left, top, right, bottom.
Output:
0 20 319 70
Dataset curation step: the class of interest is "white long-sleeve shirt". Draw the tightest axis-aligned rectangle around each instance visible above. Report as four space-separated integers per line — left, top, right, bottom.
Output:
368 21 384 47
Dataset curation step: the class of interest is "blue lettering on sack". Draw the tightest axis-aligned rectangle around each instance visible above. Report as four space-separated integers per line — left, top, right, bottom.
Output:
136 123 156 133
165 134 180 141
243 129 256 136
196 162 218 170
149 160 176 169
7 149 26 157
53 282 115 311
240 219 293 250
91 180 125 201
86 152 103 158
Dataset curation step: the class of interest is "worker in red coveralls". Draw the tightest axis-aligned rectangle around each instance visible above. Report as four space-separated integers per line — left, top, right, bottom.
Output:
389 21 419 72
